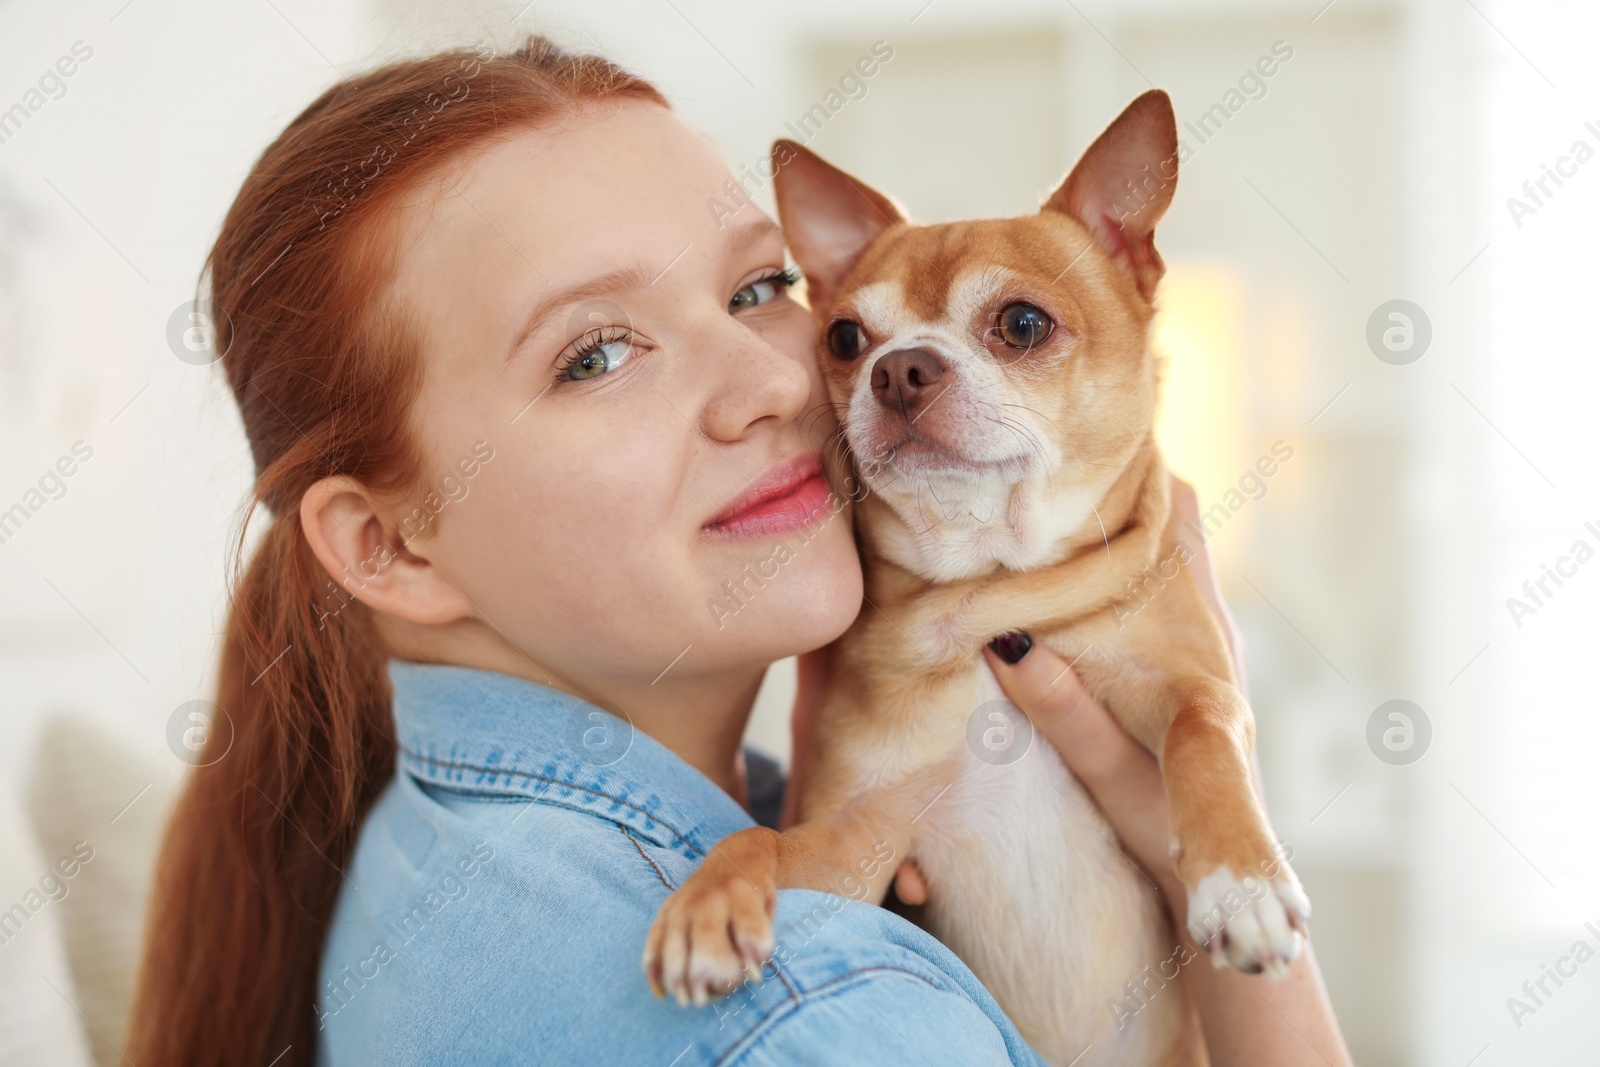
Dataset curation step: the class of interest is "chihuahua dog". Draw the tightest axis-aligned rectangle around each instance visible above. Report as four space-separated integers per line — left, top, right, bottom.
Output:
643 91 1308 1066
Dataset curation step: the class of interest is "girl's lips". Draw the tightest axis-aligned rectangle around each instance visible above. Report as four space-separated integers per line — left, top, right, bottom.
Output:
704 453 834 539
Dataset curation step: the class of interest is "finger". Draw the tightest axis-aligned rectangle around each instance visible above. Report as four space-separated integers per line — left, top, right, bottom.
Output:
893 861 928 906
1167 473 1249 692
795 646 830 702
1167 473 1200 528
982 636 1150 789
785 648 837 829
1165 476 1259 793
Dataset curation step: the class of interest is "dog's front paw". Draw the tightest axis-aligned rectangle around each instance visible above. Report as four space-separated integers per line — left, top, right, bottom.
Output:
643 832 778 1007
1184 863 1310 978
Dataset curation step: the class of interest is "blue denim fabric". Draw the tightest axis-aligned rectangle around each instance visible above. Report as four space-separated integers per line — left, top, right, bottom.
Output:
316 662 1046 1066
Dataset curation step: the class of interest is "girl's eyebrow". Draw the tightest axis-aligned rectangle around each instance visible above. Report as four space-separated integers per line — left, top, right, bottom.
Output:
505 219 785 364
726 217 783 255
506 264 652 364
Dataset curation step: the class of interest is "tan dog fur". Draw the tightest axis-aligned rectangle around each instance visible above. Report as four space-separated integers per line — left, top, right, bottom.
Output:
643 91 1308 1067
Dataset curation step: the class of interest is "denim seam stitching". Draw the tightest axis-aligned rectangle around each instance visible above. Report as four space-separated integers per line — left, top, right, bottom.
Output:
710 965 951 1067
772 957 800 1001
401 746 704 856
622 825 676 891
802 964 948 1000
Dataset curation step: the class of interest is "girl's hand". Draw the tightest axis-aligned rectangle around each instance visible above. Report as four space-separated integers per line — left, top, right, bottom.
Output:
978 475 1353 1066
780 644 831 830
898 476 1235 912
974 476 1239 920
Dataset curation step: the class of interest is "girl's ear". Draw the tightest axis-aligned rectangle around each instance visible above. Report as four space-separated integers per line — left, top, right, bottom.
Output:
299 477 472 626
771 139 905 312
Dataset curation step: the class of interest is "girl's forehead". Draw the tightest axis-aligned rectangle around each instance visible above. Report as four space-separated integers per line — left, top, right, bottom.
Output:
386 103 738 310
402 103 729 244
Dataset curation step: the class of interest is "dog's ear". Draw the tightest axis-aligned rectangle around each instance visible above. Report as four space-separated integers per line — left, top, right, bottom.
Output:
1043 90 1178 301
771 139 905 311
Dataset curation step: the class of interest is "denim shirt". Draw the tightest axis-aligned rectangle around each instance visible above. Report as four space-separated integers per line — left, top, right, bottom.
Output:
316 662 1046 1066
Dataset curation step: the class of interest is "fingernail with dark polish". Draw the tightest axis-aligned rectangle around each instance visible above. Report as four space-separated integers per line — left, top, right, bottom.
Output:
988 631 1032 665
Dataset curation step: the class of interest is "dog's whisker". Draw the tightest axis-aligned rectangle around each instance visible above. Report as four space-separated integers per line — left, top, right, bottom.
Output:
1088 504 1112 562
988 413 1052 473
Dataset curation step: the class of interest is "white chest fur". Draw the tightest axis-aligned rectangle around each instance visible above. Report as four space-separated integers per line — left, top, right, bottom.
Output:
909 666 1189 1067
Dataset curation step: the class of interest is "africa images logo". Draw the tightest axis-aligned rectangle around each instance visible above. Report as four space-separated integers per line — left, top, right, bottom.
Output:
1504 517 1600 629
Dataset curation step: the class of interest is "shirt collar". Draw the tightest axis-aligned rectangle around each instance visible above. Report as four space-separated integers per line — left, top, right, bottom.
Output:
387 660 755 860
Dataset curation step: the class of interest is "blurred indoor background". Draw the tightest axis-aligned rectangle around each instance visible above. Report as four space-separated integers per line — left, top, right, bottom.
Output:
1 0 1596 1063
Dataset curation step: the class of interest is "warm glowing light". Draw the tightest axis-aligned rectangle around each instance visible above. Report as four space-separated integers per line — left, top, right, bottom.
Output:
1151 263 1250 564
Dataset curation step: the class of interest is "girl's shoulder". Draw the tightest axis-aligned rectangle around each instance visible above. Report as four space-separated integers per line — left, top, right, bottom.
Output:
314 768 1044 1067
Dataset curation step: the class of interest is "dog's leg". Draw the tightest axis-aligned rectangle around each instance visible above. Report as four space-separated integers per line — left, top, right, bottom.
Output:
913 521 1160 661
1160 677 1309 976
643 824 782 1006
643 779 935 1006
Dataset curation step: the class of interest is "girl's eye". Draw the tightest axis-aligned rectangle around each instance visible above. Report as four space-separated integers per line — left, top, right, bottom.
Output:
560 331 635 382
729 267 800 312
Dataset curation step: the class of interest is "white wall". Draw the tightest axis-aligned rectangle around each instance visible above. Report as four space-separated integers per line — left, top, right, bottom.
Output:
1 0 1594 1062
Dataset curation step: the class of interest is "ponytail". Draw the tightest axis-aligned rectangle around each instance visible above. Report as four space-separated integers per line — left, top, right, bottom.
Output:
126 37 667 1065
129 511 394 1063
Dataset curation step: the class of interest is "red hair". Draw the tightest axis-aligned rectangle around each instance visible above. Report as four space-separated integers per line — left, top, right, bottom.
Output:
127 38 666 1066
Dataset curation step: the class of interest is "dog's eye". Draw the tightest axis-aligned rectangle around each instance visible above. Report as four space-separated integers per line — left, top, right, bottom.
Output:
997 303 1053 350
828 319 868 361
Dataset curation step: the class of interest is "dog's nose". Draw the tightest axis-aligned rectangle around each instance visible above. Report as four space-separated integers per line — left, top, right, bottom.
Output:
871 347 947 420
